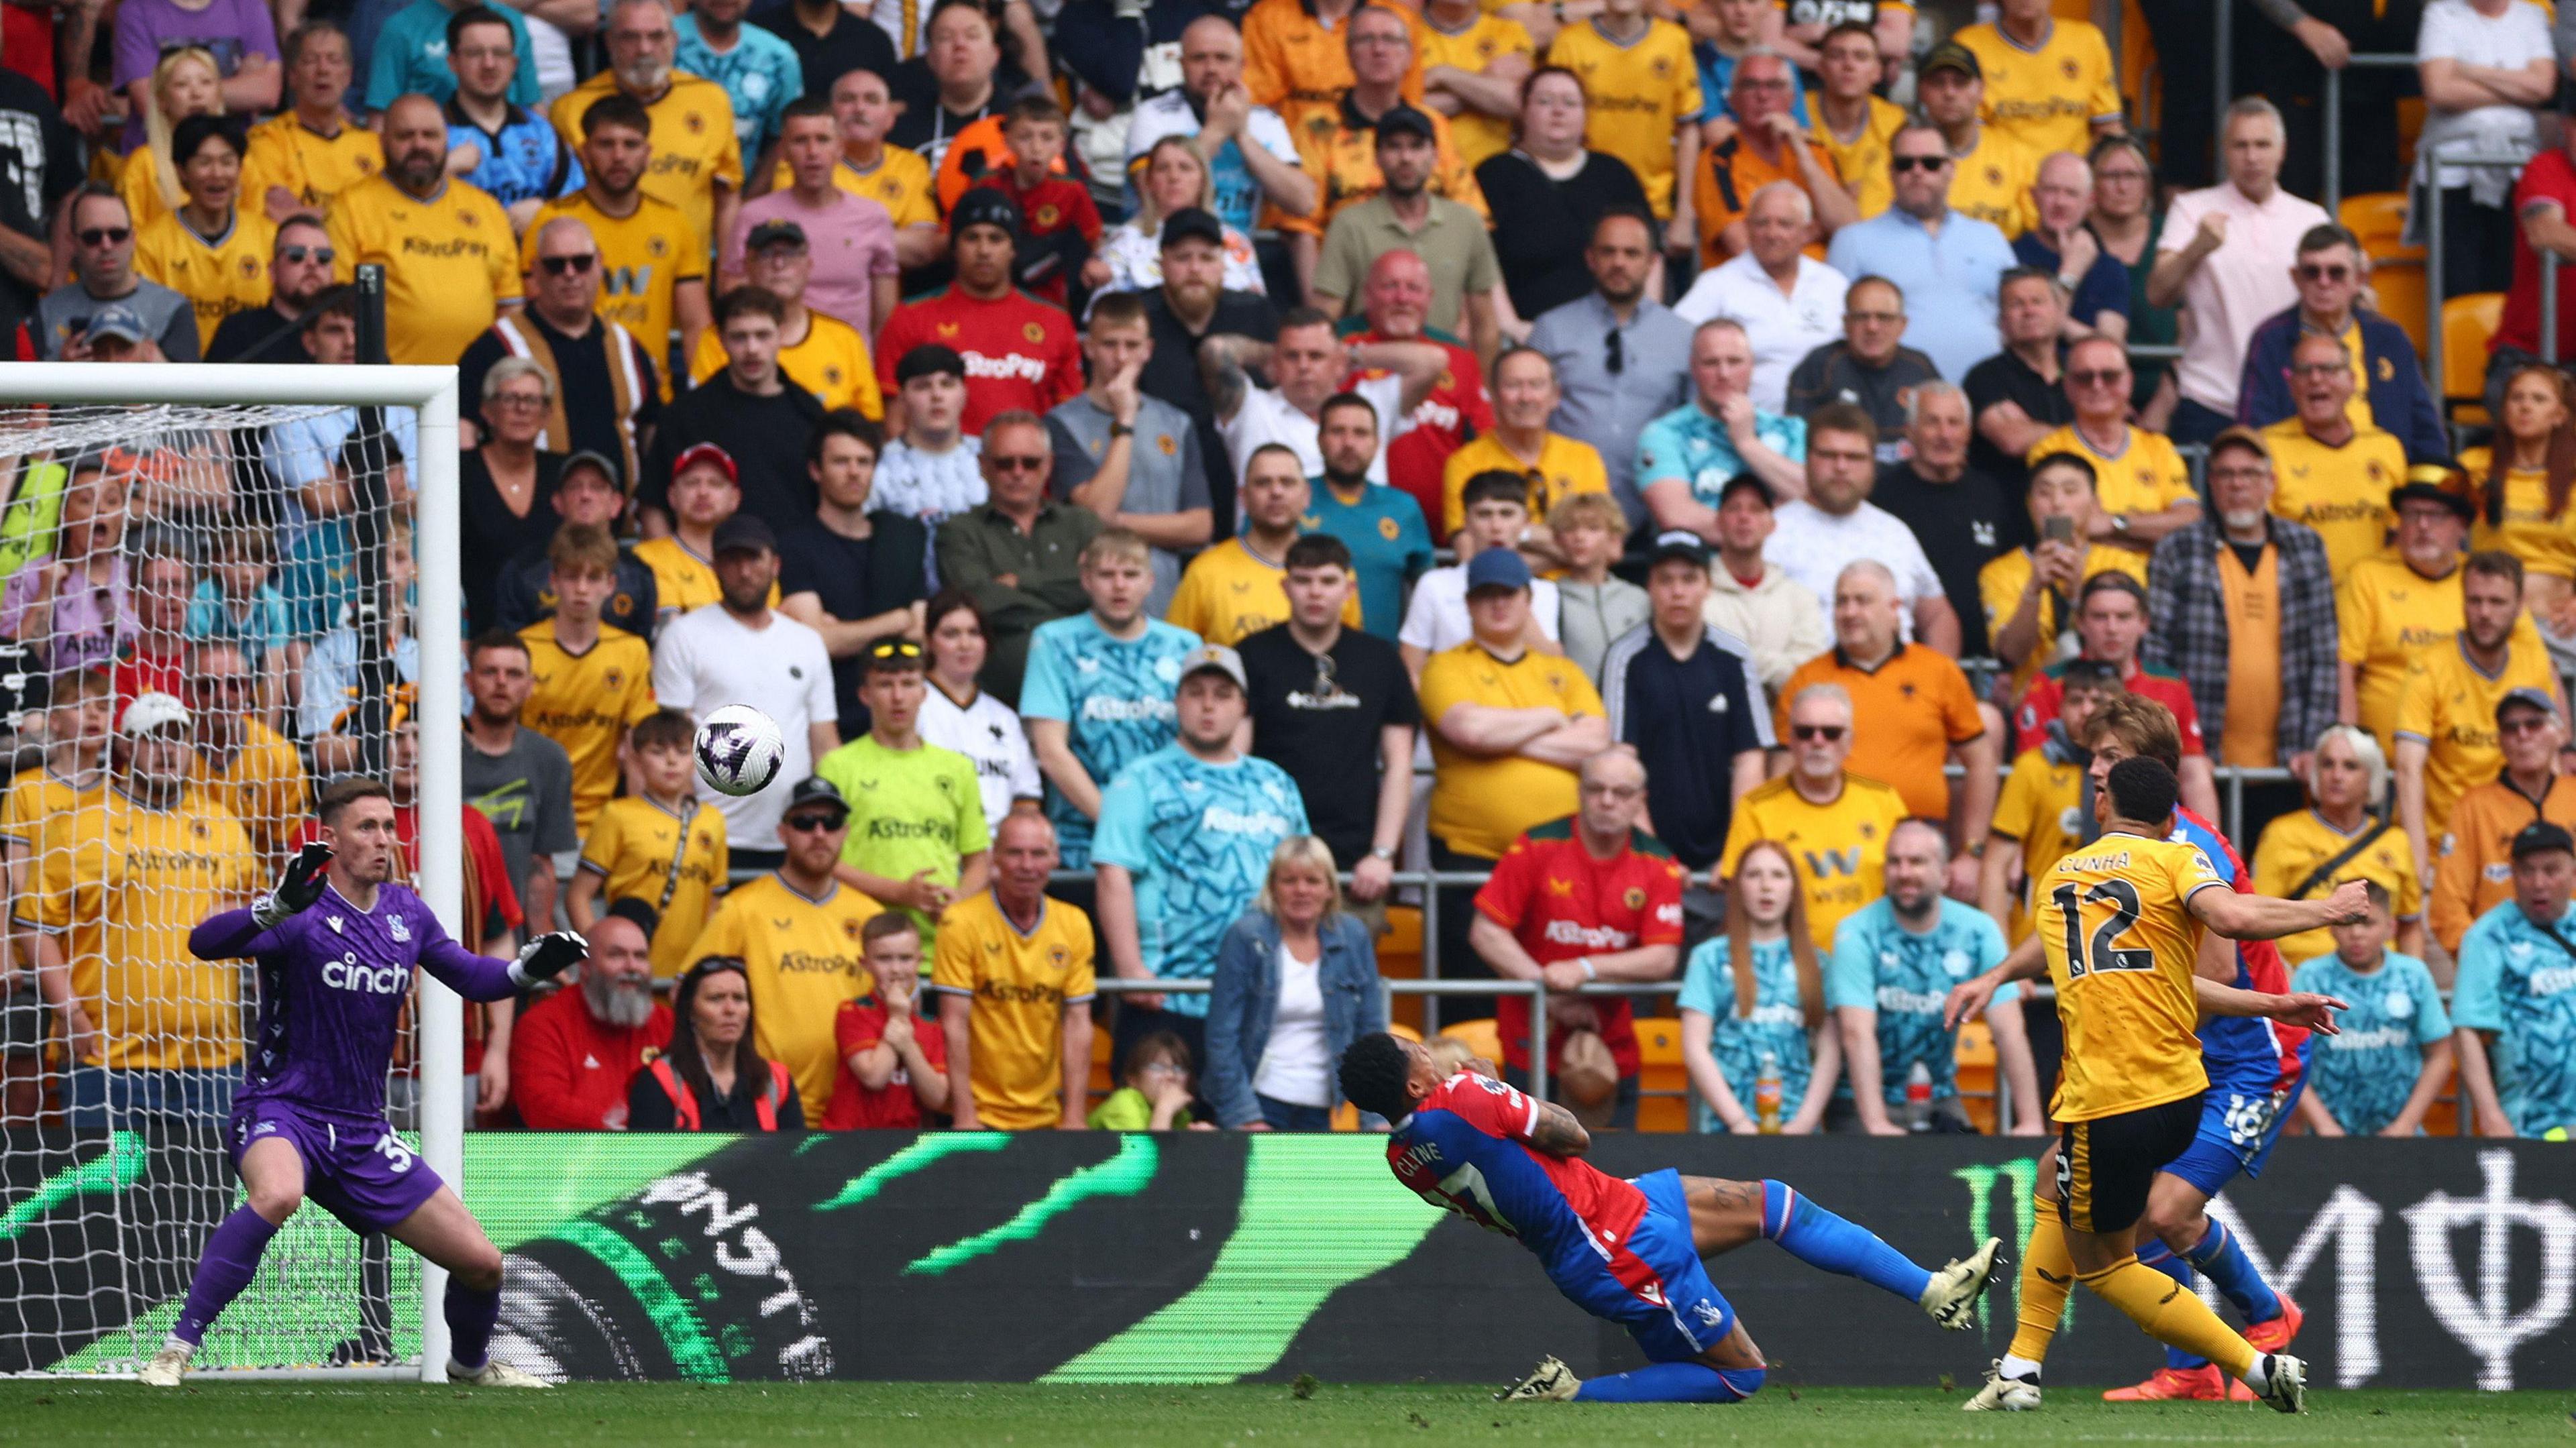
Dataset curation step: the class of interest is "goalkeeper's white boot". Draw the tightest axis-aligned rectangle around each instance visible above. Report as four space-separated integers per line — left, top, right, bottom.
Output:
2253 1353 2307 1414
449 1357 549 1388
1962 1359 2042 1412
1497 1356 1580 1402
1920 1237 2003 1330
138 1342 191 1388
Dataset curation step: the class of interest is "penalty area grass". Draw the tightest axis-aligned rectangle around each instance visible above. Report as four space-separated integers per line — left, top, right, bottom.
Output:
0 1381 2564 1446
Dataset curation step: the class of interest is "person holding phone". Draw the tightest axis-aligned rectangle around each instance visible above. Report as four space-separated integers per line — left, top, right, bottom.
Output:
1978 450 2147 702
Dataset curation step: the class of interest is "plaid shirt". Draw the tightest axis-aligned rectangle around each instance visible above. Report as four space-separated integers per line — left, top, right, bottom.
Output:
2144 516 2339 763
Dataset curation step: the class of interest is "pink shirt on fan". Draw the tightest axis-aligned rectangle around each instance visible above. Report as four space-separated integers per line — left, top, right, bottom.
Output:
724 188 899 338
2157 180 2330 415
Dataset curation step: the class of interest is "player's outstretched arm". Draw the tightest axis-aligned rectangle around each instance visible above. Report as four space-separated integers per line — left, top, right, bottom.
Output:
418 925 590 1003
191 843 334 958
2188 878 2371 942
2192 977 2347 1034
1525 1099 1591 1158
1943 931 2045 1030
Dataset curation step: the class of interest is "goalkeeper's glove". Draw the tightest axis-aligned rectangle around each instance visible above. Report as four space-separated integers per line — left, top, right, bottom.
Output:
511 930 589 987
250 842 333 929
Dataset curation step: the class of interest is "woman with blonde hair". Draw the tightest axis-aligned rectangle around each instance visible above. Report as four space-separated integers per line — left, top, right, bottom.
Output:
121 47 226 232
2252 722 2424 966
1203 834 1388 1130
1090 135 1267 301
1676 840 1837 1134
2464 363 2576 655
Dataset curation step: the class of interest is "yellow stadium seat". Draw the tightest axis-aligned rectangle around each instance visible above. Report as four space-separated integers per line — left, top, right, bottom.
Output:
2341 192 2418 262
1634 1016 1688 1133
1377 905 1425 1032
1438 1017 1499 1064
1953 1019 1998 1135
2444 292 2506 427
2372 263 2432 358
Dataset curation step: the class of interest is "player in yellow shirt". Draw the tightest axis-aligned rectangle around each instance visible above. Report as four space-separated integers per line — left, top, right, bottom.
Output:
26 693 259 1079
679 777 881 1123
2251 726 2422 967
2394 551 2569 887
1717 682 1908 948
568 709 728 981
1951 0 2123 160
525 93 710 401
546 13 741 259
1980 659 2120 942
2339 474 2489 752
132 118 279 353
931 812 1096 1130
239 25 378 219
2259 333 2405 579
1416 0 1534 172
1953 752 2353 1414
516 526 658 834
1809 22 1909 220
1917 42 2036 237
328 97 521 368
1544 0 1701 220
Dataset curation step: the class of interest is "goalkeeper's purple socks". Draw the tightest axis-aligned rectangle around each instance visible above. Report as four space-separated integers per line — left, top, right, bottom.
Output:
1573 1362 1766 1403
446 1280 502 1373
172 1205 280 1347
1760 1179 1935 1302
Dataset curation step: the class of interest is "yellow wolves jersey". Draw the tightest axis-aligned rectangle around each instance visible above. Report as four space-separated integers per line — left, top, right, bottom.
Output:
191 720 311 865
1165 537 1360 647
327 174 521 366
1546 16 1701 218
1717 773 1910 948
1945 125 2037 238
2037 831 2222 1120
2463 446 2576 581
634 536 777 624
2250 807 2420 968
1417 11 1534 172
547 71 743 255
1990 743 2087 942
765 148 938 227
690 308 883 417
2261 418 2403 579
1811 95 1907 219
133 209 278 351
2027 423 2194 522
524 190 704 399
930 888 1097 1129
517 621 659 834
578 795 728 980
2396 631 2565 829
241 114 382 216
1952 18 2121 159
682 871 881 1123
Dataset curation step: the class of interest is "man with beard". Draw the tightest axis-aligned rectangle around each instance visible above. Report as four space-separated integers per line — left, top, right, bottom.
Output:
1135 207 1277 533
1331 248 1492 534
508 906 672 1129
1303 393 1432 638
525 93 710 400
325 93 519 367
1312 105 1498 365
205 216 340 363
1527 208 1690 527
547 0 742 262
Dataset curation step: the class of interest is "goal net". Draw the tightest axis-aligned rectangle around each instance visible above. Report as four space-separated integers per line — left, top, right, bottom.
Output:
0 366 464 1379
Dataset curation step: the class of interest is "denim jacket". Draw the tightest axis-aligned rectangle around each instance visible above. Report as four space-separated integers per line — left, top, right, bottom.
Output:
1202 910 1387 1129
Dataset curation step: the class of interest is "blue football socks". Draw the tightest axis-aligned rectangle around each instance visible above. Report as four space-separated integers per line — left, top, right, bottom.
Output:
2182 1218 2282 1324
1760 1179 1933 1302
1573 1362 1766 1403
2137 1238 2208 1371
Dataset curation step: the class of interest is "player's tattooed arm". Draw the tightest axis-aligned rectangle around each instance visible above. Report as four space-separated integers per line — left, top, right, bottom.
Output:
1526 1099 1593 1158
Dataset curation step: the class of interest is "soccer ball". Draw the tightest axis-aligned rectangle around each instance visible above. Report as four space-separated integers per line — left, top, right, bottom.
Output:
694 704 786 797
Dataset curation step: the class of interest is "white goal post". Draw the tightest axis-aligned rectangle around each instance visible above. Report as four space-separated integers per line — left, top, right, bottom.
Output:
0 361 462 1381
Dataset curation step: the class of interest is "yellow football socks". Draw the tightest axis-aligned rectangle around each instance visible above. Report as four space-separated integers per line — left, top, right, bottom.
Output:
2005 1213 2074 1363
2078 1256 2261 1380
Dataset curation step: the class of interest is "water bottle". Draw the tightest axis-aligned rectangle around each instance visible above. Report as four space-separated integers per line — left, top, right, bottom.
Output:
1754 1050 1783 1134
1905 1060 1935 1133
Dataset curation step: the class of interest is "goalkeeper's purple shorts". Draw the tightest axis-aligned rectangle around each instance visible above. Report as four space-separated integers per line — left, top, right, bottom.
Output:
228 1099 443 1234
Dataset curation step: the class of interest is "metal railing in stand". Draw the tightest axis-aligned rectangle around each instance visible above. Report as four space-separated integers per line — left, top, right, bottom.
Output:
2422 143 2546 423
2318 56 2436 217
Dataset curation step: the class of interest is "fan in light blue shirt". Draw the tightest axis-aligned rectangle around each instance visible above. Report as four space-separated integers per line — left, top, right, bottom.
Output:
675 10 801 159
1017 609 1201 869
1823 201 2014 384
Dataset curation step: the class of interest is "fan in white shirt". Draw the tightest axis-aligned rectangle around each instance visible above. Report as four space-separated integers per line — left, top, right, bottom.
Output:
1764 406 1959 651
1203 309 1451 487
1673 183 1848 414
916 592 1042 830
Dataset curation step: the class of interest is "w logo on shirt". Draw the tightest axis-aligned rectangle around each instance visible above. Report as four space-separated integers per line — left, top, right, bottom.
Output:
601 264 655 295
1803 846 1865 878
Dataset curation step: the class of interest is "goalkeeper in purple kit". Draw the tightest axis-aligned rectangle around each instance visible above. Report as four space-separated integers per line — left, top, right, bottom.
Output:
141 778 588 1389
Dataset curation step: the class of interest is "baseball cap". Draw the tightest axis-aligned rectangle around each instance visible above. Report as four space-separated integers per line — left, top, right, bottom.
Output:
1161 207 1225 250
1646 530 1710 569
119 691 190 738
2498 686 2561 724
745 219 808 252
671 441 737 484
2390 461 2476 520
950 186 1023 240
1175 642 1247 691
559 449 625 493
1373 104 1437 144
1464 547 1534 594
895 343 967 385
2206 425 2273 465
710 513 777 555
1714 472 1773 510
86 304 148 345
784 776 850 823
2512 820 2574 860
1917 40 1981 80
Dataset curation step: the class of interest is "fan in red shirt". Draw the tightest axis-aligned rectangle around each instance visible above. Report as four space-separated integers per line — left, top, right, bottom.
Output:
1468 749 1684 1127
873 187 1082 435
2010 573 2208 761
976 101 1106 312
1340 249 1491 535
822 916 953 1129
509 907 674 1130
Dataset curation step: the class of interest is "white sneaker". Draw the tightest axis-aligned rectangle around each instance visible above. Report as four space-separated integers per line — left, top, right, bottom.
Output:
1921 1237 2004 1331
2255 1353 2306 1414
137 1343 191 1388
1962 1359 2042 1412
449 1357 549 1388
1497 1355 1580 1402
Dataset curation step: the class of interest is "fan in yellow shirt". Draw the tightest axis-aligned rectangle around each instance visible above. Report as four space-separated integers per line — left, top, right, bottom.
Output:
1415 2 1534 172
1167 537 1360 645
2394 555 2569 867
2250 755 2422 970
1980 452 2151 698
1917 42 2035 237
189 704 313 868
1419 630 1607 861
1545 7 1699 219
547 66 741 259
241 115 381 220
680 778 882 1124
931 816 1098 1131
1719 768 1909 953
1439 429 1609 539
2028 404 2198 539
515 528 659 834
2261 412 2402 581
1980 659 2122 942
131 119 278 353
526 94 710 400
686 231 882 416
570 711 729 981
1951 4 2122 160
327 97 521 368
2461 442 2576 586
2338 478 2511 752
1809 24 1909 220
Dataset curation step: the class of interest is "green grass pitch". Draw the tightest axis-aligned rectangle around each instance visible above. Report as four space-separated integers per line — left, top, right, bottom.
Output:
0 1382 2566 1445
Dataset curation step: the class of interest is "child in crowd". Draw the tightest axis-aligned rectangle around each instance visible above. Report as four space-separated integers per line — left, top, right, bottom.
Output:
2292 881 2454 1137
824 915 953 1129
1676 840 1835 1135
1088 1029 1205 1131
1548 492 1647 684
569 708 729 983
1397 471 1564 673
986 96 1106 308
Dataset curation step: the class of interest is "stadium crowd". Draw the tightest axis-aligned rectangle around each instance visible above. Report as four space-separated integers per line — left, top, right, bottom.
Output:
3 0 2576 1144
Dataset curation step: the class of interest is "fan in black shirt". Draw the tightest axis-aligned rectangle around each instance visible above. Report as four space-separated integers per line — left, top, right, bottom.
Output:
1472 70 1650 323
1870 385 2014 659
